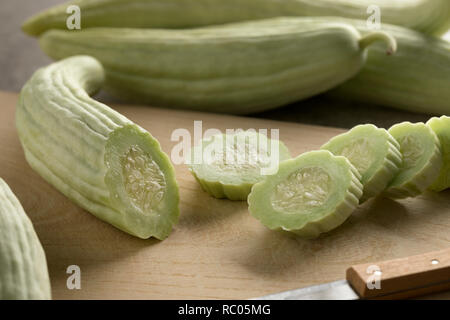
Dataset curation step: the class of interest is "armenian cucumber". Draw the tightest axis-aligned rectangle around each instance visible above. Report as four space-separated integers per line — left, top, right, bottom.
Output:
248 150 363 238
321 124 402 202
0 178 51 300
385 122 442 199
328 18 450 115
427 116 450 191
188 130 291 200
37 18 396 114
16 56 179 240
22 0 450 36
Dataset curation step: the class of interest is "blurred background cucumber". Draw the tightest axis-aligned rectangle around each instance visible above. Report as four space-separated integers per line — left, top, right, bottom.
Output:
1 0 449 127
37 18 397 114
22 0 450 36
35 14 450 115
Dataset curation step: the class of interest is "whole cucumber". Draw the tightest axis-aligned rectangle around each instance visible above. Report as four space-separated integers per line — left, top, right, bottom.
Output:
0 178 51 300
327 17 450 115
16 56 180 240
38 18 396 114
22 0 450 36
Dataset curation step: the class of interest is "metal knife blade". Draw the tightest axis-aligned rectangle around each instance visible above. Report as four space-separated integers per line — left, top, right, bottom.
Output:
252 280 359 300
253 248 450 300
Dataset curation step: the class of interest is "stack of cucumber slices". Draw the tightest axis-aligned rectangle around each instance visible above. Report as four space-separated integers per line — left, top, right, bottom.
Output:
189 117 449 238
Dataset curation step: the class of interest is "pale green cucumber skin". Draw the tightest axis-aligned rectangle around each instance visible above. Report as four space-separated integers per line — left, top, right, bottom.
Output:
385 122 443 199
36 15 450 115
189 132 291 201
23 0 450 36
192 175 253 201
427 116 450 192
0 178 51 300
38 18 381 114
321 124 402 202
16 56 179 240
248 150 363 239
327 18 450 115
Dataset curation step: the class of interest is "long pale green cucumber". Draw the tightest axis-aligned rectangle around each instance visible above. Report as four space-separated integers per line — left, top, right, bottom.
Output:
427 116 450 191
248 150 363 239
321 124 402 202
188 130 291 200
385 122 442 199
327 18 450 115
38 18 396 114
22 0 450 36
0 178 51 300
16 56 179 240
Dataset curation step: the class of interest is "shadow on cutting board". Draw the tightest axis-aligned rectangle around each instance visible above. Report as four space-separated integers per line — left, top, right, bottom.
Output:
233 192 450 280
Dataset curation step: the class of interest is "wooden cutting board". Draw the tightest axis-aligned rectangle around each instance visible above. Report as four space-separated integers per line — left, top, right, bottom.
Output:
1 90 449 300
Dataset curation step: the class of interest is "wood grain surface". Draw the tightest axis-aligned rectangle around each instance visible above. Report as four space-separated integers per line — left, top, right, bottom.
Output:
0 91 449 300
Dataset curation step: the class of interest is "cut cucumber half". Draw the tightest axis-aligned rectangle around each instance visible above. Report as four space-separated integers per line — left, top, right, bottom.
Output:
248 150 363 238
16 56 179 240
188 130 291 200
385 122 442 198
321 124 402 202
427 116 450 191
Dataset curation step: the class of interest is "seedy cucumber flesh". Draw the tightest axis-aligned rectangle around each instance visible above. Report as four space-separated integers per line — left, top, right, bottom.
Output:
248 150 363 238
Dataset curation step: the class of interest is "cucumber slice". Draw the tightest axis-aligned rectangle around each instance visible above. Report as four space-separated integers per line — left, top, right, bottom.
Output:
321 124 402 202
248 150 363 238
385 122 442 198
188 130 291 200
427 116 450 191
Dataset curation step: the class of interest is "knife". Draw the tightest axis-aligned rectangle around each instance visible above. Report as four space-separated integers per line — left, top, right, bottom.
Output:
253 247 450 300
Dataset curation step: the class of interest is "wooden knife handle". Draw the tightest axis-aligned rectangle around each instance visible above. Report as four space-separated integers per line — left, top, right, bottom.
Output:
346 248 450 299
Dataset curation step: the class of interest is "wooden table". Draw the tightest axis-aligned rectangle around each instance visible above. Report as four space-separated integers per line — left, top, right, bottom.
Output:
0 91 449 299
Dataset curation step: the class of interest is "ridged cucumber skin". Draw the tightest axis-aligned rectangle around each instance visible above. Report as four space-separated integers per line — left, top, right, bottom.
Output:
427 116 450 192
22 0 450 36
16 56 179 240
38 18 395 114
248 150 363 239
189 132 291 201
385 122 443 199
0 178 51 300
321 124 402 203
191 175 253 201
328 18 450 115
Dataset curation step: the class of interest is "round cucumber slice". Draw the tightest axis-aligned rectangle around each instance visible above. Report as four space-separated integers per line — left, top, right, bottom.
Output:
188 130 291 200
321 124 402 202
385 122 442 198
248 150 362 238
427 116 450 192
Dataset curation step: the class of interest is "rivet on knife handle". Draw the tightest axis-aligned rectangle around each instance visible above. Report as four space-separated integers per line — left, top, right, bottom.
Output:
346 248 450 299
